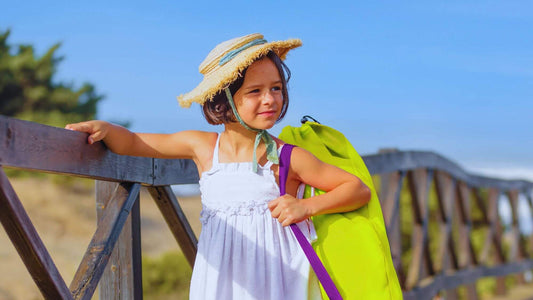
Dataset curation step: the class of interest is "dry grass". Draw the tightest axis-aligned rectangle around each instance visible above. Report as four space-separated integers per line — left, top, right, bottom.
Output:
0 175 201 300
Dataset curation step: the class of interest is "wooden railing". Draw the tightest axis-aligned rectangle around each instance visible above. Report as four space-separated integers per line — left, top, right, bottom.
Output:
367 150 533 299
0 115 199 299
1 115 532 299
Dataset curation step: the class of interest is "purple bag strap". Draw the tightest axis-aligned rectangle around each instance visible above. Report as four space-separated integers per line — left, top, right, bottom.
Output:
279 144 343 300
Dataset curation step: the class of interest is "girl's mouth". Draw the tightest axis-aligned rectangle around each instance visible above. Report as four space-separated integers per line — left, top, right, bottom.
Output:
258 110 276 117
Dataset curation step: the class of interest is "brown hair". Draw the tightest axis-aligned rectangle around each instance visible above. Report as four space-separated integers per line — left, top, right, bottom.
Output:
202 51 291 125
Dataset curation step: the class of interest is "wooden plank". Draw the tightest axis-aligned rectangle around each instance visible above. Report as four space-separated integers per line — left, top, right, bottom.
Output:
97 181 130 300
98 182 143 300
147 185 198 266
484 188 507 295
403 259 533 300
69 182 140 300
434 171 460 300
362 150 533 191
153 158 199 186
526 191 533 259
0 167 73 299
481 190 495 263
434 171 457 271
0 115 153 183
130 192 143 299
379 170 406 287
406 169 435 289
380 171 402 229
0 115 198 186
456 183 479 266
507 190 527 284
455 182 479 300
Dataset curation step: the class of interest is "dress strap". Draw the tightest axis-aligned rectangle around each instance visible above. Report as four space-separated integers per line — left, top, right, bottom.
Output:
212 133 221 166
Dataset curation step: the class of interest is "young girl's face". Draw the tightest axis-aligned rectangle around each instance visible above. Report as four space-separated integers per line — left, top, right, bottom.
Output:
232 57 284 130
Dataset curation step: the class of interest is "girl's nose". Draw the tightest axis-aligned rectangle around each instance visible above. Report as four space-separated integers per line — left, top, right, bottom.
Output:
262 91 276 104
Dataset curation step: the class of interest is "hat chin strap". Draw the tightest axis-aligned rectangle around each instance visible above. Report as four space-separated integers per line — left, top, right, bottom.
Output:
225 88 279 172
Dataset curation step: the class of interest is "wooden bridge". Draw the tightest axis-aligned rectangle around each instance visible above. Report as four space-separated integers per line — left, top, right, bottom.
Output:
1 115 532 299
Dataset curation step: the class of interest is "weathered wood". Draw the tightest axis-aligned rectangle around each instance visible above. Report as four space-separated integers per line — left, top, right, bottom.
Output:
483 188 507 295
507 190 527 284
363 150 533 191
379 171 405 287
131 192 143 299
434 171 460 300
97 181 143 300
527 191 533 261
0 115 198 185
455 182 479 299
492 191 508 296
406 169 435 289
0 115 153 183
0 167 73 299
456 183 478 266
403 259 533 300
147 185 198 266
153 158 199 186
434 171 459 271
69 182 140 299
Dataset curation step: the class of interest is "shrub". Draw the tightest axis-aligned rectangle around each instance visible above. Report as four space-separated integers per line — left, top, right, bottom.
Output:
142 251 192 299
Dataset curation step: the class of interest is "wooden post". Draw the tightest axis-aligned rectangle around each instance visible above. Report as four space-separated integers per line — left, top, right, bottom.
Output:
405 168 435 290
526 191 533 263
95 181 143 300
485 188 507 295
379 170 405 288
434 171 459 300
507 190 527 284
455 182 479 300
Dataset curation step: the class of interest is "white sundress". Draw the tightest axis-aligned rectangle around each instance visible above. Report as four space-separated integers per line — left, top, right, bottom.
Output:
189 134 319 300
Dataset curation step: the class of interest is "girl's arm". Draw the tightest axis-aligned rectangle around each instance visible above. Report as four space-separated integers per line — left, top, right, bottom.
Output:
268 146 371 226
65 120 208 160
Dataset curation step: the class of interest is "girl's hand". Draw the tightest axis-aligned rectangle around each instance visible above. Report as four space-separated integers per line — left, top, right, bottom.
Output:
268 195 311 227
65 120 111 144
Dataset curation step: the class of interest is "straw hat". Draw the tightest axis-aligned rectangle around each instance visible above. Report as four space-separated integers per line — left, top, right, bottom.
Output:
177 33 302 108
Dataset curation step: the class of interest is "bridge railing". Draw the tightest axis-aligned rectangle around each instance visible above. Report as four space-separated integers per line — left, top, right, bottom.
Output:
367 150 533 299
1 115 532 299
0 115 199 299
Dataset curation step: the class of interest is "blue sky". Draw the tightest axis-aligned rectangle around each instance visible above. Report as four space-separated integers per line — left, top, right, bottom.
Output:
3 1 533 182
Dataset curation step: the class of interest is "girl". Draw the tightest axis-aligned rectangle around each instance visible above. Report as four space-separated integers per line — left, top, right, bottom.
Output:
66 33 371 300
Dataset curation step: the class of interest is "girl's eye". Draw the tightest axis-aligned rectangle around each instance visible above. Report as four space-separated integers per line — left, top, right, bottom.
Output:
249 89 260 94
271 86 282 91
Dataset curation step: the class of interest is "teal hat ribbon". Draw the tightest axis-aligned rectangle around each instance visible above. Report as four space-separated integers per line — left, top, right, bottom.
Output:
225 88 279 172
219 38 267 66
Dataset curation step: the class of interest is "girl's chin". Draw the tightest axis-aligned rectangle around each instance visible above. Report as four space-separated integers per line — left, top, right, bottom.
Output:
252 122 276 130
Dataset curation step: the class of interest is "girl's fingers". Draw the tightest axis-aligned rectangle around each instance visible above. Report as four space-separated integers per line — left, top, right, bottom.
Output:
270 205 281 218
270 196 308 226
276 211 286 225
89 131 104 144
268 198 279 210
66 123 89 132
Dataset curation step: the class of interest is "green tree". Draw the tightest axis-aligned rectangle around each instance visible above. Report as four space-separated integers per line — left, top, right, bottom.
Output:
0 29 104 127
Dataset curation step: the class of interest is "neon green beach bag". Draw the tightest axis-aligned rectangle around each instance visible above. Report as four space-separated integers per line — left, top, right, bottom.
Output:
279 119 402 300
